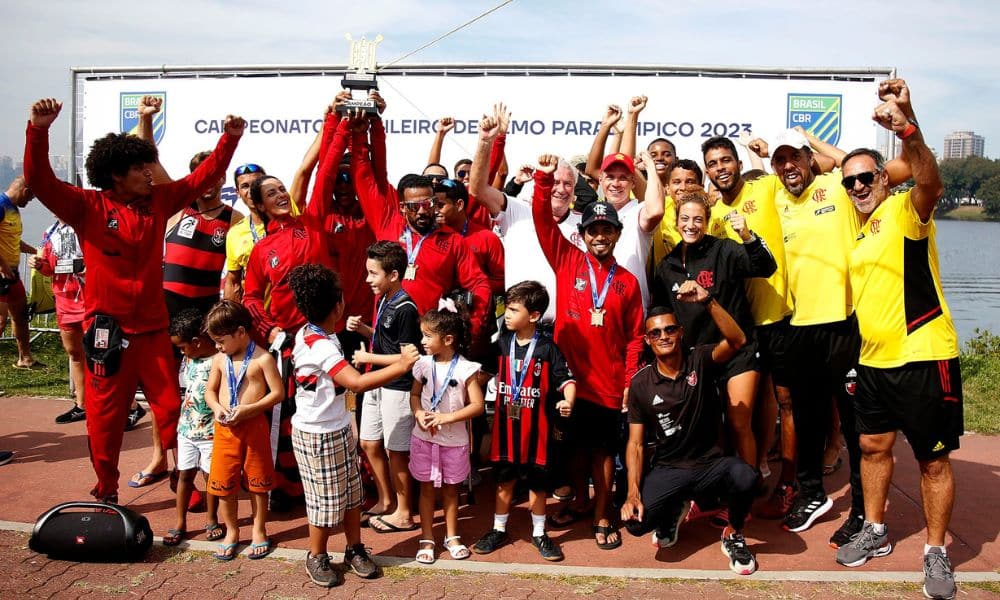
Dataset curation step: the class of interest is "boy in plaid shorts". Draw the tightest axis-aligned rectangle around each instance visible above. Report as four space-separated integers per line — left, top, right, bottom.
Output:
289 264 420 588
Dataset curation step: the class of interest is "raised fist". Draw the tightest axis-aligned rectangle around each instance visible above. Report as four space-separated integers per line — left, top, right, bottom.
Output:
138 95 162 116
601 104 623 129
437 116 455 134
224 115 247 137
536 154 559 175
30 98 62 129
628 95 648 115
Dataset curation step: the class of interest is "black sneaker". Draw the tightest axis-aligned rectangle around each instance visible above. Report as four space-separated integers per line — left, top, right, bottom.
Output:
55 406 86 424
652 501 690 548
471 529 510 555
721 529 757 575
344 544 379 579
829 509 865 548
124 405 146 431
531 533 564 561
305 552 341 588
0 451 13 466
782 494 833 532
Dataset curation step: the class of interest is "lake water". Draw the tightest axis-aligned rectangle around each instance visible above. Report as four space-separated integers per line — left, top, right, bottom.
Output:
13 207 1000 346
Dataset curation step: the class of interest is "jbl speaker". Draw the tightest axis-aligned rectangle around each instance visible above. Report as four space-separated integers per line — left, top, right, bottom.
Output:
29 502 153 561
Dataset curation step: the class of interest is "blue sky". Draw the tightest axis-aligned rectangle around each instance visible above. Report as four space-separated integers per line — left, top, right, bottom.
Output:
1 0 997 160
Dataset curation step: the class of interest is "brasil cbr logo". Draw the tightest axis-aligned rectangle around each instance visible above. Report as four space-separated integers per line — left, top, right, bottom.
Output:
787 93 841 146
120 92 166 144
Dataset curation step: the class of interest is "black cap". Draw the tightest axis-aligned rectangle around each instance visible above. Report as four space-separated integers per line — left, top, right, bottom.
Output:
578 201 623 232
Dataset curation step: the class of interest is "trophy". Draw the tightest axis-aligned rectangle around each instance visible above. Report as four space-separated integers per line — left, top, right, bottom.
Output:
339 33 383 115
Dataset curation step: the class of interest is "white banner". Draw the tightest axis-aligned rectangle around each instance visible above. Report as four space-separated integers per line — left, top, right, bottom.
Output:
75 67 890 206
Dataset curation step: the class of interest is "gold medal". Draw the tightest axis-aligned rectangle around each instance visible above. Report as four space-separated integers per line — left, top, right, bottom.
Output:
508 403 521 420
590 308 605 327
404 263 417 280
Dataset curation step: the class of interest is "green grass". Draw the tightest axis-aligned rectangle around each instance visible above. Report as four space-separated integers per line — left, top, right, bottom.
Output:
939 205 993 221
4 323 1000 434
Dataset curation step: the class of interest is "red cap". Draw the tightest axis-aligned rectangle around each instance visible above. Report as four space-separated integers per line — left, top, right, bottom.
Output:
600 152 636 174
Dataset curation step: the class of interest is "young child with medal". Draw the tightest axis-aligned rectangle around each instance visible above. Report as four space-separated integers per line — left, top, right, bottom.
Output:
408 302 485 564
203 300 285 561
471 280 576 561
531 154 645 552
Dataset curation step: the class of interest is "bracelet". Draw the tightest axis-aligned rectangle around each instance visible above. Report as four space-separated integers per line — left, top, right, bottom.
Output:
898 119 918 140
701 294 715 306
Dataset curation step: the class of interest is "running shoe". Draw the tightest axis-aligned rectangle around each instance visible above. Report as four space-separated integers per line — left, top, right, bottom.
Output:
782 494 832 532
923 547 956 599
836 521 892 567
721 527 757 575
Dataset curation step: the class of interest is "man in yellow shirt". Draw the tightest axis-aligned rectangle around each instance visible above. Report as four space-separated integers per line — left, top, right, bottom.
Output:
0 176 42 369
834 80 959 600
767 129 865 543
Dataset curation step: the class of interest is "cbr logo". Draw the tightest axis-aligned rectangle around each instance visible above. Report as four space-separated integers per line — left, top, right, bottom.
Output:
695 270 714 288
120 92 166 144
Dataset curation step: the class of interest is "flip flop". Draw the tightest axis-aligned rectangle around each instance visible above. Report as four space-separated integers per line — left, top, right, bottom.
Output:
12 361 47 370
593 524 622 550
369 515 418 534
127 470 169 488
205 522 225 542
213 542 238 561
248 539 274 560
360 509 386 528
162 528 185 547
546 505 592 529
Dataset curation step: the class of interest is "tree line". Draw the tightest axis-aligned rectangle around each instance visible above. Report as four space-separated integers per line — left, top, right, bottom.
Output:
937 156 1000 216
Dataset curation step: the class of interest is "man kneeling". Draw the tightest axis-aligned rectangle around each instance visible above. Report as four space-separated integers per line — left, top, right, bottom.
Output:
620 282 758 575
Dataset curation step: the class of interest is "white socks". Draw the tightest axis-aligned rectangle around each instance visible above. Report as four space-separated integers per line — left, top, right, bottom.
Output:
493 513 509 532
870 522 886 535
925 544 947 556
531 513 546 537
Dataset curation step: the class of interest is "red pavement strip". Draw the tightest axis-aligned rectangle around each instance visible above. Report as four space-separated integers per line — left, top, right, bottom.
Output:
1 395 998 584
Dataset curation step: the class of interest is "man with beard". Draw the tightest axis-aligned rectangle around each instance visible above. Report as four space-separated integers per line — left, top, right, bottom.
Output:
532 153 645 551
835 80 960 600
350 112 490 340
701 135 796 524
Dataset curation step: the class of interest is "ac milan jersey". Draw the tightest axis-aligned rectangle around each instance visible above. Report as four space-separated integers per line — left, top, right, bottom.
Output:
490 330 575 466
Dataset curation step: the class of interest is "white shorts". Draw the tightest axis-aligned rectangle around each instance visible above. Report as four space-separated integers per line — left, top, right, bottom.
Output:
177 435 214 472
359 387 414 452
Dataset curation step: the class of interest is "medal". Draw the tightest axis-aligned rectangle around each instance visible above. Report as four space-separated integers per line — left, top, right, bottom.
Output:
402 227 427 281
586 257 616 328
507 332 539 420
225 340 256 411
404 263 417 280
508 405 522 420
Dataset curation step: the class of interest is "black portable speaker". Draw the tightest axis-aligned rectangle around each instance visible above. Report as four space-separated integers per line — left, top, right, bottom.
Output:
29 502 153 562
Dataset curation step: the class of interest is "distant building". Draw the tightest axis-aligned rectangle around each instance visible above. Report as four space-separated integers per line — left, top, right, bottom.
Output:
943 131 985 159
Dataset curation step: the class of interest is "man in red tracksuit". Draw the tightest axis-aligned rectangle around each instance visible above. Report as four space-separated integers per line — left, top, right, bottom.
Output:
532 154 645 552
23 98 244 502
350 117 490 334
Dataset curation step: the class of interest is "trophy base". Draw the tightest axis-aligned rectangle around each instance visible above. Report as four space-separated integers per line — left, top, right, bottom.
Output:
336 99 379 116
342 75 379 90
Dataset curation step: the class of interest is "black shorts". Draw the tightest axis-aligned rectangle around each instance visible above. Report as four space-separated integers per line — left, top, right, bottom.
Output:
755 316 793 387
568 399 622 453
787 314 861 389
855 357 963 462
720 340 760 382
493 461 551 492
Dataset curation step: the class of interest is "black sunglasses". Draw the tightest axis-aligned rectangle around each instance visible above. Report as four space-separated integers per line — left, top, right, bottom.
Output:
645 325 682 339
841 171 879 190
234 163 263 178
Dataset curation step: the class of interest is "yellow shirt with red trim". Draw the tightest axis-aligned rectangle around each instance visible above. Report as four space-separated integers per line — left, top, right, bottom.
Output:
0 205 23 268
849 190 958 368
708 174 792 326
775 172 859 326
651 195 681 268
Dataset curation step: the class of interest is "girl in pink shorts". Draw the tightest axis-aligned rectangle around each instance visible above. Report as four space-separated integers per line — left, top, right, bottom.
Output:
409 304 484 564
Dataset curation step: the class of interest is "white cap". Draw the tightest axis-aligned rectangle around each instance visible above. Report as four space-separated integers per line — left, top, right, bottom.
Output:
772 129 810 153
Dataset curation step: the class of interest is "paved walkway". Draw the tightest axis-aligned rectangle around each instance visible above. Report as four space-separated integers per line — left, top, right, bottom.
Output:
2 395 998 598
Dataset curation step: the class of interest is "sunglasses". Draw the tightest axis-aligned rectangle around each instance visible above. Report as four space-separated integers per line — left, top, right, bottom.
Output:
426 173 446 181
234 163 263 178
402 198 434 212
456 169 469 179
645 325 682 340
841 171 879 190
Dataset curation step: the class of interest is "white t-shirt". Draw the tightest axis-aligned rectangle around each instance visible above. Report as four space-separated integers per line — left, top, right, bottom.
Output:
411 355 481 447
612 201 653 309
291 327 352 434
495 195 586 323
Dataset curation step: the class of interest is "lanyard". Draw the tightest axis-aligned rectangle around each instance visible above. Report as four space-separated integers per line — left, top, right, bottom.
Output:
460 220 469 237
42 222 59 245
305 323 329 339
225 341 256 409
402 227 428 265
373 290 406 347
430 354 460 412
249 216 262 244
508 332 539 407
586 258 617 310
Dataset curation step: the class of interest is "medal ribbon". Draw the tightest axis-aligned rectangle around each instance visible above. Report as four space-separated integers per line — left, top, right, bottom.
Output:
508 332 539 409
402 227 428 267
430 354 460 412
586 258 617 310
226 341 256 409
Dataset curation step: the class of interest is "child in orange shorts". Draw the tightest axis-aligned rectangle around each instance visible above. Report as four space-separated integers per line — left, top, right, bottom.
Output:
205 300 284 561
